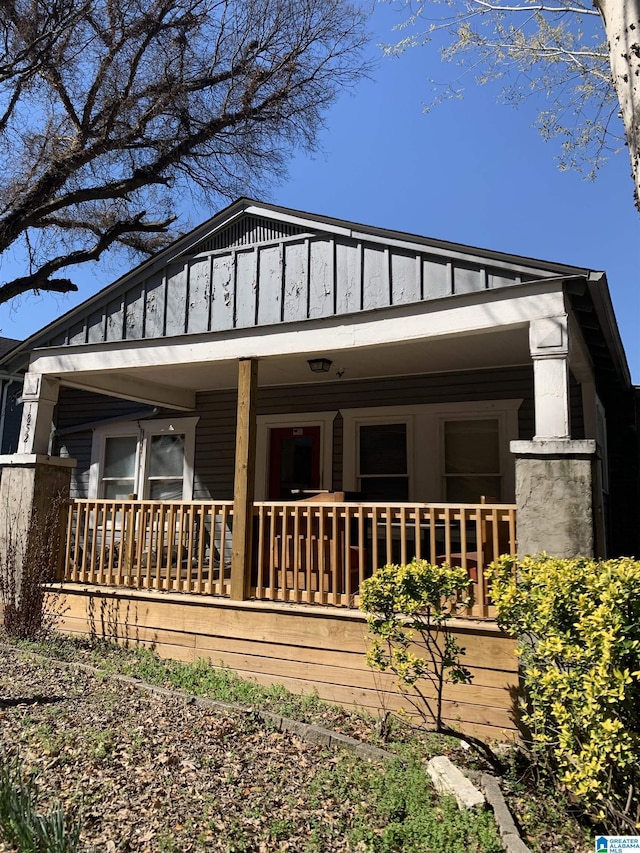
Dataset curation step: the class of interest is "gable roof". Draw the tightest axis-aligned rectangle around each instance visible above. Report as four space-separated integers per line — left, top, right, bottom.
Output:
0 198 629 391
2 199 593 357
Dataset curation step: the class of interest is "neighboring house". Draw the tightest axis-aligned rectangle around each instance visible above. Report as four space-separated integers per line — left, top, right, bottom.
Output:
0 199 637 738
0 337 22 456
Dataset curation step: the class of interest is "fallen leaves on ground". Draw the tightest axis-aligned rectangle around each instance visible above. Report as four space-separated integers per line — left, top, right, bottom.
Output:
0 649 377 852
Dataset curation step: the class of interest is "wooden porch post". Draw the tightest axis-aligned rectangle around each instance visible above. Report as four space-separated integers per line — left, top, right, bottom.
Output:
230 358 258 600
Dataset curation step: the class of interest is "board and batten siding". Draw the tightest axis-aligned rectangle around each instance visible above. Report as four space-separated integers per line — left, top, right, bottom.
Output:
42 215 539 349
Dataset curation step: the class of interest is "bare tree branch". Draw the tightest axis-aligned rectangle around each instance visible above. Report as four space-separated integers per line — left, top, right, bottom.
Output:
0 0 371 304
470 1 599 16
0 212 176 302
381 0 640 208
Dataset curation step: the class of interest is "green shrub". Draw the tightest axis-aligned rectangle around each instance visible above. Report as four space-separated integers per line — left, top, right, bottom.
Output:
488 554 640 832
359 559 472 731
0 756 82 853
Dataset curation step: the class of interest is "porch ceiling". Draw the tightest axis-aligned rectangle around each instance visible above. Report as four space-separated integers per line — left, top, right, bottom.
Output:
60 326 531 397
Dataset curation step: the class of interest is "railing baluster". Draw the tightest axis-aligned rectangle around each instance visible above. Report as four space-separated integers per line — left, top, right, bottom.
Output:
80 502 91 582
317 506 326 603
223 504 232 595
475 506 486 617
65 501 76 582
329 507 338 606
459 507 468 570
443 506 452 564
305 506 313 603
292 505 300 602
133 505 144 588
357 505 365 595
428 505 437 564
58 498 515 619
206 506 216 595
267 504 276 599
342 506 351 601
413 506 421 561
255 504 264 598
385 506 393 566
370 505 379 573
70 502 82 582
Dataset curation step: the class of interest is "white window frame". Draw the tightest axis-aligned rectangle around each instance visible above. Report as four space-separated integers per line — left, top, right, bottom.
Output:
342 400 521 502
439 415 504 503
347 413 414 500
89 416 199 499
254 411 337 500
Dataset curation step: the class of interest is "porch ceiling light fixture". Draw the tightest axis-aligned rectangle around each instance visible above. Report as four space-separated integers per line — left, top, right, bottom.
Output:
307 357 332 374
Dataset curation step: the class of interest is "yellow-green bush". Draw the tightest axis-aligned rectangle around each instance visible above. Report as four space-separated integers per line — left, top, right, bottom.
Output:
488 554 640 832
359 559 472 732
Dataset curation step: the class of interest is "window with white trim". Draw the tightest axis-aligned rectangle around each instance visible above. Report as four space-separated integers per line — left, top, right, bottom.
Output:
90 417 198 500
101 433 139 499
442 418 502 502
357 422 409 500
342 401 521 502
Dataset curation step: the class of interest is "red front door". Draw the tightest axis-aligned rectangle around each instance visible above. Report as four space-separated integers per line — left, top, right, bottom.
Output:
268 426 321 499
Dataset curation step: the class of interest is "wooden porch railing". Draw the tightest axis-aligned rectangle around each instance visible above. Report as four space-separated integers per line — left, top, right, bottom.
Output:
251 501 516 617
60 499 516 617
63 499 234 596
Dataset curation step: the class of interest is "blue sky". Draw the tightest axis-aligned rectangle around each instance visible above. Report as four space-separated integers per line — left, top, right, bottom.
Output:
1 2 638 382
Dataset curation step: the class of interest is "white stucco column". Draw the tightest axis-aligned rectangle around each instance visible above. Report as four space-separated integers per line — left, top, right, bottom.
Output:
18 373 59 455
530 316 570 440
509 314 598 558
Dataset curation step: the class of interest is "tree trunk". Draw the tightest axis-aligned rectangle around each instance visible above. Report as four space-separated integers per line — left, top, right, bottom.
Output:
596 0 640 210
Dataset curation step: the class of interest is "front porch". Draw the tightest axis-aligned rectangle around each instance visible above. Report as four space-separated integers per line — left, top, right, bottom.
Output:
53 492 521 740
61 497 517 618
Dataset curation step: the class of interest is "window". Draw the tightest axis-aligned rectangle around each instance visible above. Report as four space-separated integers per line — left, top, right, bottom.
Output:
147 433 186 500
443 418 501 502
101 434 138 499
342 401 520 502
358 423 409 500
90 417 198 500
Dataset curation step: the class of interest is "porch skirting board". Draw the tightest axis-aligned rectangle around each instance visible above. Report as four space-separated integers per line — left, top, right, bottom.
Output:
56 584 520 741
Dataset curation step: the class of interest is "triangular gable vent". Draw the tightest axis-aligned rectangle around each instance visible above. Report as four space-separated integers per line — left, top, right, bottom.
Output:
187 214 307 256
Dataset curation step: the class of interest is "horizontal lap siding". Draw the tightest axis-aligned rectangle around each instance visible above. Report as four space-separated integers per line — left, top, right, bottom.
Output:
192 390 237 500
0 381 23 454
256 367 534 420
59 586 520 741
193 366 535 498
53 367 534 499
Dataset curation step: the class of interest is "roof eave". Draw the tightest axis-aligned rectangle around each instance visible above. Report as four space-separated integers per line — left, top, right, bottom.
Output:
586 271 632 390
